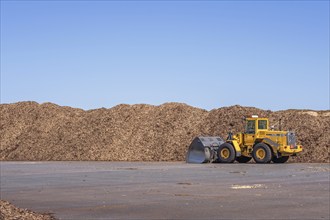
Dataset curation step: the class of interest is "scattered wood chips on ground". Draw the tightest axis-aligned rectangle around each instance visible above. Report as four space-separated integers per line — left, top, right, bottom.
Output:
0 200 55 220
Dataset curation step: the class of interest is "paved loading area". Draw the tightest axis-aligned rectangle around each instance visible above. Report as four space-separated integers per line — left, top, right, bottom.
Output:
1 162 329 219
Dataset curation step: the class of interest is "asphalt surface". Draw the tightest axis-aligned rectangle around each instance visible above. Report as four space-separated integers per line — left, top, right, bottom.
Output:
1 162 329 220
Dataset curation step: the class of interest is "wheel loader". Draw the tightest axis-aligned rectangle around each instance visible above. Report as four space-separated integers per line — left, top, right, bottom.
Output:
186 115 303 164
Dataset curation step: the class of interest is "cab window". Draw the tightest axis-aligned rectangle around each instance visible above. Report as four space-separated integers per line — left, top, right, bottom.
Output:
245 120 255 134
258 120 267 129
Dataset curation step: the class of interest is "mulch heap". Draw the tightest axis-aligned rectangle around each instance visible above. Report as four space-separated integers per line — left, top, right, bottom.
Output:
0 200 55 220
0 101 329 163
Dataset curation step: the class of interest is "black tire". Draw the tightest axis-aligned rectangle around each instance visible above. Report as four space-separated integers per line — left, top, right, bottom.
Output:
252 143 272 164
272 156 289 163
217 143 236 163
236 156 252 163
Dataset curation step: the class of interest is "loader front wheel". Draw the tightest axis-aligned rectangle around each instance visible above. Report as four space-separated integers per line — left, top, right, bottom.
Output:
217 143 235 163
236 156 252 163
272 156 289 163
252 143 272 164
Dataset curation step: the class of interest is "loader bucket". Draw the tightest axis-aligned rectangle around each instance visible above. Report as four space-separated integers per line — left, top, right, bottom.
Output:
186 137 225 163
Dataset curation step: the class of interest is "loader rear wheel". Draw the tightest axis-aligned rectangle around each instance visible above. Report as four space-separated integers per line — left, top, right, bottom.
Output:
252 143 272 164
217 143 235 163
272 156 289 163
236 156 252 163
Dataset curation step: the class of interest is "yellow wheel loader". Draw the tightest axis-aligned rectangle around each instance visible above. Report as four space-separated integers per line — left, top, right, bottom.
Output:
186 116 303 164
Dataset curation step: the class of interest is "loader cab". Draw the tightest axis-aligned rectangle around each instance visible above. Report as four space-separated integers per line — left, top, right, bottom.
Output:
244 116 269 146
245 117 269 134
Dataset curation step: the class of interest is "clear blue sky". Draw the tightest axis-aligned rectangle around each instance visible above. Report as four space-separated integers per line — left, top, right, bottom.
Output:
1 1 329 111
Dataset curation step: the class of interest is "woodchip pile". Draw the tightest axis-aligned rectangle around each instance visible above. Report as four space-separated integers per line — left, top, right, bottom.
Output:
0 200 55 220
1 102 329 162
